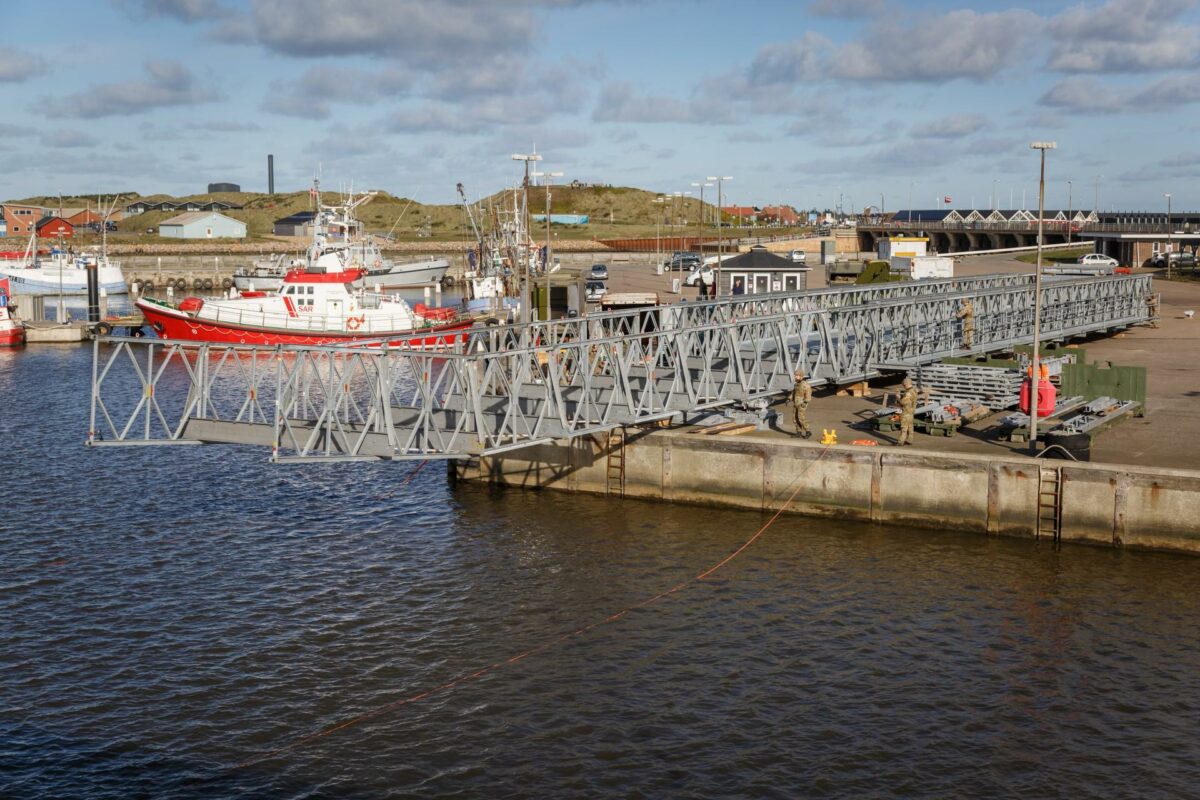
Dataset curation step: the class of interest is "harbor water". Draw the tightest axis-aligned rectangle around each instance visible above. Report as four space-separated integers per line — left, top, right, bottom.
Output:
3 345 1200 798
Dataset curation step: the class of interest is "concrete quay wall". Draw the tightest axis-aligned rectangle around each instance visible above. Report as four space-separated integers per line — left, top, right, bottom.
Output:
455 431 1200 555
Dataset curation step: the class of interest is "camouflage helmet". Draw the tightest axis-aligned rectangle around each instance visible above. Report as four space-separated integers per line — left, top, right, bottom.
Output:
794 368 806 379
902 376 914 388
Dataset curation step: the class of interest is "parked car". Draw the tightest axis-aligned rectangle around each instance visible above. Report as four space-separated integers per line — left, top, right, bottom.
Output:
585 280 608 303
1149 251 1196 268
588 263 608 280
789 249 807 263
663 253 701 271
1077 253 1119 267
683 265 715 287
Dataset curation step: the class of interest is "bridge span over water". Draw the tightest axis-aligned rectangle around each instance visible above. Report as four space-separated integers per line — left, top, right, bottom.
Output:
88 273 1153 463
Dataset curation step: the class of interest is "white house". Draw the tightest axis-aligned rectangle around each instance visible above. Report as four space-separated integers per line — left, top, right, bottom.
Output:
159 211 246 239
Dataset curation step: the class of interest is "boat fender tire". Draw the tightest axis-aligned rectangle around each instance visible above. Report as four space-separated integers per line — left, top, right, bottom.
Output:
193 278 205 290
221 277 234 290
175 278 187 291
483 317 500 326
93 322 113 336
142 279 155 291
442 275 456 287
202 278 214 290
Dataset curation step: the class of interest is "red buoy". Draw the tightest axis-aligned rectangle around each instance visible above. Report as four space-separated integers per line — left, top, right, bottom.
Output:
1019 378 1057 416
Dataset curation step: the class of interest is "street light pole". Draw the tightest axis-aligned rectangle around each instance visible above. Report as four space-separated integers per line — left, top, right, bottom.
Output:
707 176 732 296
1067 180 1073 245
531 169 563 320
692 181 712 254
1029 141 1057 453
1166 192 1173 280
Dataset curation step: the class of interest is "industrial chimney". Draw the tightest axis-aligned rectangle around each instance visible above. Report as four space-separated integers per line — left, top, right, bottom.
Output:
268 154 275 195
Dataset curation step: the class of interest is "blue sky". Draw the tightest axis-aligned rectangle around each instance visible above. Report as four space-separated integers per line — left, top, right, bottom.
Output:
2 0 1198 212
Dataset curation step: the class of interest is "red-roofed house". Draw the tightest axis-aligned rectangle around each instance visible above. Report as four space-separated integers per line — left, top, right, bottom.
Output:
36 216 74 239
722 206 758 223
759 205 800 225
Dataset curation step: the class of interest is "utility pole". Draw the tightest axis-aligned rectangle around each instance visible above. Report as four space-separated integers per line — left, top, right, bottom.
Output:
1029 141 1056 454
707 176 732 296
1166 192 1173 280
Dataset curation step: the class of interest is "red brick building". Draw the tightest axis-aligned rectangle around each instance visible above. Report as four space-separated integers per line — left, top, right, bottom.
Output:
759 205 800 225
2 204 46 238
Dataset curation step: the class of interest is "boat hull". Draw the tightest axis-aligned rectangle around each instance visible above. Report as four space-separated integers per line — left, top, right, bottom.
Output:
232 274 285 292
0 322 24 347
137 299 473 348
0 265 127 296
363 258 449 289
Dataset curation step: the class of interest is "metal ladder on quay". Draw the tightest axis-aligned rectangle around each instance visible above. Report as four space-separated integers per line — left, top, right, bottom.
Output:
1036 464 1063 543
606 427 626 497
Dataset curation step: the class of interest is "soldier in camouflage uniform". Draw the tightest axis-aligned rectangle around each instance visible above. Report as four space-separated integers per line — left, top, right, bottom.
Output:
956 298 975 349
896 376 918 446
791 369 813 439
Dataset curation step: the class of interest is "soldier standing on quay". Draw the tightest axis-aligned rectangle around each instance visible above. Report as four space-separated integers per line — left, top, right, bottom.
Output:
896 376 918 446
957 298 975 350
791 369 813 439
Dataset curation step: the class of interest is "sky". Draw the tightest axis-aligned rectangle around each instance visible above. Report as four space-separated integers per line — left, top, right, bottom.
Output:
1 0 1198 212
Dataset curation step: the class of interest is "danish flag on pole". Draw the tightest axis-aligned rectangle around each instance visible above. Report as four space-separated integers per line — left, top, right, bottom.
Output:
944 195 952 204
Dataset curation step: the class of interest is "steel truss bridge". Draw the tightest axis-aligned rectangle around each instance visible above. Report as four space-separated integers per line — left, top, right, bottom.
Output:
88 273 1153 462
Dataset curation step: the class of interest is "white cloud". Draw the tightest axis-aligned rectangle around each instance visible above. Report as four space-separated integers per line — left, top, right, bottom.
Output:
0 48 49 83
912 113 989 138
43 61 221 119
1040 71 1200 112
42 130 100 149
747 33 832 84
247 0 534 61
1038 76 1126 112
831 9 1041 82
262 65 412 119
114 0 231 21
808 0 885 18
1048 0 1200 72
592 82 733 124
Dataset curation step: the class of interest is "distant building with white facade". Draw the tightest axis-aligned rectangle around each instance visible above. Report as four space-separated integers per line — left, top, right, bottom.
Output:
159 212 246 239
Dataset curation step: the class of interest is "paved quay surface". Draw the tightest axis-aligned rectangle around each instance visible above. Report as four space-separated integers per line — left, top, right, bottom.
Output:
596 252 1200 471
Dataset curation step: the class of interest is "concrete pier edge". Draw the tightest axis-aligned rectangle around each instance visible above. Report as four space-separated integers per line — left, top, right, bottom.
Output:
455 430 1200 556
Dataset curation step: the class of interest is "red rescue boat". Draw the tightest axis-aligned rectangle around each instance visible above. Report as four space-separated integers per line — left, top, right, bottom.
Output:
136 267 473 348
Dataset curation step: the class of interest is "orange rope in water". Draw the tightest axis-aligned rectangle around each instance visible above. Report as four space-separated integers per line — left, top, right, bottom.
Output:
236 443 833 769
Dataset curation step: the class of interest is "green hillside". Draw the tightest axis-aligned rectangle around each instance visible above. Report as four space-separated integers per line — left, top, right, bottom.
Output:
7 185 805 244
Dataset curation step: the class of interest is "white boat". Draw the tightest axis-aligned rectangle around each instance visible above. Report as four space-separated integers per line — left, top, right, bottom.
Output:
362 255 450 289
319 196 448 287
232 254 289 292
0 235 127 296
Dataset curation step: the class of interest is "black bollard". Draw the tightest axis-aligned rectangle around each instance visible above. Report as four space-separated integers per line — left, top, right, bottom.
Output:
86 261 100 323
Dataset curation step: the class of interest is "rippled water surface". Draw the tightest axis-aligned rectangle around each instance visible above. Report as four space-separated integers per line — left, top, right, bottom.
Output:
3 345 1200 799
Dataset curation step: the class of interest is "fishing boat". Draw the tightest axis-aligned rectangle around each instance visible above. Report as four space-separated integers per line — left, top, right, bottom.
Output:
137 266 473 347
232 253 290 293
310 185 449 287
0 278 25 347
0 236 127 296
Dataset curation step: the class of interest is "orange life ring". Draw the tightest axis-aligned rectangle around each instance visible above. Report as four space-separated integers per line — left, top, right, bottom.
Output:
346 315 363 331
